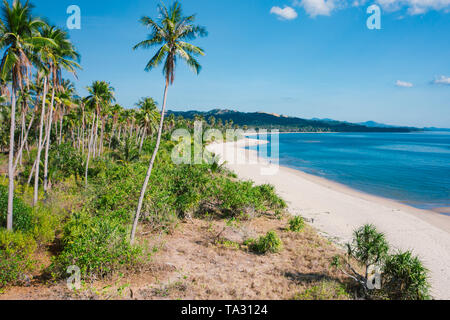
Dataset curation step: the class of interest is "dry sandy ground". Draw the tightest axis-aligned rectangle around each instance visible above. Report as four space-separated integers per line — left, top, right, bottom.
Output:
207 138 450 300
0 217 354 300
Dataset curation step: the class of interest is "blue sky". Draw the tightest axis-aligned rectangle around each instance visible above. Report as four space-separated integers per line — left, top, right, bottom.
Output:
33 0 450 127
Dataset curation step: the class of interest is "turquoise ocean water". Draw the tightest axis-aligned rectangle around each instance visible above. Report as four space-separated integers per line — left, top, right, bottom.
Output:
248 132 450 215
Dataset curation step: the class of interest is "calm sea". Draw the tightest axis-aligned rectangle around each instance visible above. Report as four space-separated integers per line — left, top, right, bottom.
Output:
249 132 450 215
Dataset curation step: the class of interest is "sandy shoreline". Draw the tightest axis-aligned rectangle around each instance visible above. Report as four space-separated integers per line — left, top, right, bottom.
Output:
207 138 450 299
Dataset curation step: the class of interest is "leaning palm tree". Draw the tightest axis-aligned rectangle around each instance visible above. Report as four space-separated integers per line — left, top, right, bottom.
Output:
130 1 207 243
0 0 52 229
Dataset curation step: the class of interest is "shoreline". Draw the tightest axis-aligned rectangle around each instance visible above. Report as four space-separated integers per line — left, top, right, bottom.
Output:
207 138 450 300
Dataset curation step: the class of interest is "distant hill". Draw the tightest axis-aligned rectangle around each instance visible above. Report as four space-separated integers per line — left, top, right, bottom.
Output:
168 109 420 133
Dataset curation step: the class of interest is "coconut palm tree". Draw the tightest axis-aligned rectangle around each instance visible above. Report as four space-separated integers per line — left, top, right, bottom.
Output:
136 97 160 152
83 80 115 187
37 24 80 194
130 1 207 243
0 0 53 229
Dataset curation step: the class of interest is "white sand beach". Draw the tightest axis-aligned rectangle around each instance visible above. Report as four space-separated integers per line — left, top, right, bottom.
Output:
207 138 450 300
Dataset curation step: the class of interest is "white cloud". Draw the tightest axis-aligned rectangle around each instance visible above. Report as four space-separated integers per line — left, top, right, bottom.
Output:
270 6 298 20
294 0 450 16
396 80 414 87
432 75 450 85
369 0 450 15
294 0 337 17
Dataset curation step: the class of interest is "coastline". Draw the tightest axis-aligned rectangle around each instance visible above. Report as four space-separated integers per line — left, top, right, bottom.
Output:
207 138 450 300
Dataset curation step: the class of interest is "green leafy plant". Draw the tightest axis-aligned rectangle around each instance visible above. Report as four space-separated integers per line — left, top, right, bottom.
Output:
53 210 144 280
0 185 33 232
0 229 36 287
246 231 282 254
382 251 430 300
288 216 305 232
332 224 389 297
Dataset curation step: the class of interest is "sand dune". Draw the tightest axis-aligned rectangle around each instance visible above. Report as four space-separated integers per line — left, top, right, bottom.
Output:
207 138 450 299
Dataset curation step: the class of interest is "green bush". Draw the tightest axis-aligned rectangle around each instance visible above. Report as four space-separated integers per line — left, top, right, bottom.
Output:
246 231 282 254
294 281 349 300
53 210 144 280
49 143 84 182
256 184 287 210
0 229 36 287
288 216 305 232
382 251 430 300
0 185 33 232
30 206 61 245
347 224 389 270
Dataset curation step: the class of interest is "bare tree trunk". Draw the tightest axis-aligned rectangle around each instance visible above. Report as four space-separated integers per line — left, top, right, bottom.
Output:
43 85 55 193
7 88 17 230
139 126 146 153
33 77 48 206
27 158 37 186
13 112 35 173
84 113 96 187
58 111 63 145
130 80 169 244
93 111 99 158
99 116 105 155
19 111 25 167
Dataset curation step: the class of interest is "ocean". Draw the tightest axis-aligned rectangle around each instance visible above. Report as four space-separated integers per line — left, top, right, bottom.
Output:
248 132 450 215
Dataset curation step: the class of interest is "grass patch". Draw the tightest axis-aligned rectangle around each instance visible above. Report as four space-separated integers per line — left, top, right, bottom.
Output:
294 280 350 300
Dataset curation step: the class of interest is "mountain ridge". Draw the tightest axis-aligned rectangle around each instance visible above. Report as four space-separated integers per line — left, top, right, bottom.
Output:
168 109 421 133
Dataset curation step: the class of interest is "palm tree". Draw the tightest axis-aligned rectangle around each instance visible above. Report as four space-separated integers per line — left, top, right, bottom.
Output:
37 24 80 194
0 0 53 229
136 97 160 152
130 1 207 243
83 80 115 187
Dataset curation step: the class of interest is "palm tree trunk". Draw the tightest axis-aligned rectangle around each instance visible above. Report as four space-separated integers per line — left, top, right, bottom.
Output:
139 126 146 153
59 109 63 145
6 88 17 230
130 79 169 244
84 112 96 187
33 77 48 206
43 85 55 193
93 111 99 158
27 158 37 186
13 112 35 172
99 116 105 155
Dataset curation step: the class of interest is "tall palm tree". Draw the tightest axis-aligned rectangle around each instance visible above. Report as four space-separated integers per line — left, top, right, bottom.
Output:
130 1 207 243
83 80 114 187
0 0 53 229
136 97 160 152
37 24 80 194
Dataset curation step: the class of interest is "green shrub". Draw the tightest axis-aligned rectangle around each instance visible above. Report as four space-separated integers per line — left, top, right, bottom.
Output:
0 229 36 287
53 211 144 280
288 216 305 232
246 231 282 254
0 185 33 232
256 184 287 210
49 143 84 182
30 206 61 245
382 251 431 300
294 281 349 300
347 224 389 270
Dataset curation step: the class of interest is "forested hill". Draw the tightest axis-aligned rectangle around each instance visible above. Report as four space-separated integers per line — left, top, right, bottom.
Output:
167 109 420 133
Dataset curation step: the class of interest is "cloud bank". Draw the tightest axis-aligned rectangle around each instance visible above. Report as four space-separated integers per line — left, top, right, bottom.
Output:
291 0 450 17
270 6 299 20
